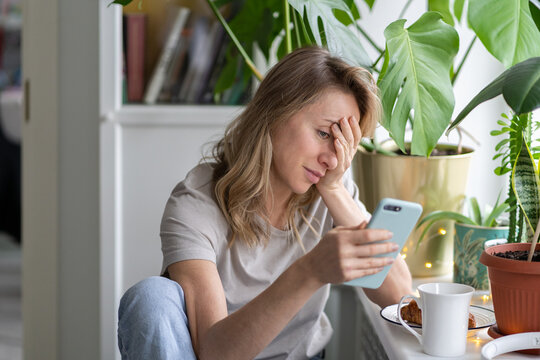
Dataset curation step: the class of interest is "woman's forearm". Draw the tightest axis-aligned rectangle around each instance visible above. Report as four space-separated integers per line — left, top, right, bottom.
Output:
362 256 412 308
198 257 322 360
318 182 368 227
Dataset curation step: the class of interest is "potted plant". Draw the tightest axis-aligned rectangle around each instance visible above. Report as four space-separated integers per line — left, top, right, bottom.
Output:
113 0 540 276
448 56 540 348
415 196 509 290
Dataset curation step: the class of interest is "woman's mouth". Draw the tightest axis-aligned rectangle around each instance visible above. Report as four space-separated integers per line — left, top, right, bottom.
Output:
304 167 323 184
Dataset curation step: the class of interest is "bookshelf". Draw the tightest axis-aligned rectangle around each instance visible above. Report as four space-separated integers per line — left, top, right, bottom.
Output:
120 0 248 106
100 1 242 359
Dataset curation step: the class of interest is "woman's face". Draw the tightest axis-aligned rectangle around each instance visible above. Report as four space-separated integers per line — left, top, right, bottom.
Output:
270 88 360 199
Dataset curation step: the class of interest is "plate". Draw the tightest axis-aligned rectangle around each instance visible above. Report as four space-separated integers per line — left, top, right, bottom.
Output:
380 304 495 330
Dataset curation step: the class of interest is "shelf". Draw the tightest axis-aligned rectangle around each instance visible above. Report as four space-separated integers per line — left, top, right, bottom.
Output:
103 104 243 126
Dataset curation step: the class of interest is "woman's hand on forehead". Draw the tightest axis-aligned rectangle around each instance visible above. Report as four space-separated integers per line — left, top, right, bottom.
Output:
316 115 361 192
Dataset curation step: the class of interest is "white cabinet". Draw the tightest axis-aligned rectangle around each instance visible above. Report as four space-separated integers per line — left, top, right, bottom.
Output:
99 4 241 359
23 1 239 359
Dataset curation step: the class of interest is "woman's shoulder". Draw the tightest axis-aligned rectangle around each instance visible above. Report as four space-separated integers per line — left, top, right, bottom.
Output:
165 163 222 216
162 162 229 234
171 162 215 198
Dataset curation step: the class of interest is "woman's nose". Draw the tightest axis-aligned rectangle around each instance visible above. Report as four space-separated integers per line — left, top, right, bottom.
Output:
318 144 338 170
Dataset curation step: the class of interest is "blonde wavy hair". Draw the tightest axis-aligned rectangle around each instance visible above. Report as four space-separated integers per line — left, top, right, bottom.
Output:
211 46 381 248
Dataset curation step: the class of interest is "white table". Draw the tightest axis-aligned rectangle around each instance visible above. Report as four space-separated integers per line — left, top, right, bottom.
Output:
353 276 539 359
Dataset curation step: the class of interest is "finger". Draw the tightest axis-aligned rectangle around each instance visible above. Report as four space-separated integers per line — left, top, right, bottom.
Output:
334 222 367 233
357 221 368 230
340 117 355 148
354 242 400 257
350 256 395 269
350 228 393 245
332 123 349 155
334 137 346 167
349 116 362 146
345 267 385 281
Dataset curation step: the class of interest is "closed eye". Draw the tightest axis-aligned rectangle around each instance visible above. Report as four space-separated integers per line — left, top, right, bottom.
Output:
318 130 331 139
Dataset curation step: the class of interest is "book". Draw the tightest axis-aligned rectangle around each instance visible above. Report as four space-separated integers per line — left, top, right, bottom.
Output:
176 16 211 103
157 28 191 103
185 20 224 103
197 29 233 104
143 6 191 104
125 13 146 103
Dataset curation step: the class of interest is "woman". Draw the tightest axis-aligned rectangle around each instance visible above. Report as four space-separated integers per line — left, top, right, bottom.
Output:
118 46 412 360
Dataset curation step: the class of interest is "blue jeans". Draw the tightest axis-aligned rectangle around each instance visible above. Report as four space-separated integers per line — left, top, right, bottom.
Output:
118 276 325 359
118 276 197 360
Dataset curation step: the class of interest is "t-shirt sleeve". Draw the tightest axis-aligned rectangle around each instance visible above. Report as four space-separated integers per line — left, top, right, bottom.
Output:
343 168 371 220
160 174 227 275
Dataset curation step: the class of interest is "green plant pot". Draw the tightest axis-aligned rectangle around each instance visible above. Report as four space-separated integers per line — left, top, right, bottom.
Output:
453 223 508 290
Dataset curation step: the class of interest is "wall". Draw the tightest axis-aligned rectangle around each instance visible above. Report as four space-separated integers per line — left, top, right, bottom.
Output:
23 0 101 359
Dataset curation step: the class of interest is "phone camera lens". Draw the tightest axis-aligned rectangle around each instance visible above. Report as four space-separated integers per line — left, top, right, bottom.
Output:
384 205 402 212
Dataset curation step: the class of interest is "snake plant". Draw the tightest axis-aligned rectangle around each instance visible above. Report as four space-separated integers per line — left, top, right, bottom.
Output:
448 57 540 260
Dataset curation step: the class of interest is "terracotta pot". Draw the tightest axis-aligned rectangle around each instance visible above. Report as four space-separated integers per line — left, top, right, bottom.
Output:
480 243 540 336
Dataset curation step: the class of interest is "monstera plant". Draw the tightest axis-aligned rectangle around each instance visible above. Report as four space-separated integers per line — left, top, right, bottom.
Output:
200 0 540 158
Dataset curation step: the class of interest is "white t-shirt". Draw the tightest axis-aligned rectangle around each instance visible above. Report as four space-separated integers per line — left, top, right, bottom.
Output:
160 162 368 359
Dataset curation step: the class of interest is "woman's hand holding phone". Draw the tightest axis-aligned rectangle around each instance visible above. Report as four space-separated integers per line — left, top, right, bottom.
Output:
301 222 399 287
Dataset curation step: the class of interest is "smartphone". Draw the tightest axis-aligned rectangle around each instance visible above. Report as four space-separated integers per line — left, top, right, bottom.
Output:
343 198 423 288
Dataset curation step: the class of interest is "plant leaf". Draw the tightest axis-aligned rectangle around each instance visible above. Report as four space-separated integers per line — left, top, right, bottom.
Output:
468 0 540 67
482 201 510 227
362 0 376 9
495 139 510 151
502 57 540 114
377 12 459 156
495 167 512 175
289 0 371 66
531 0 540 31
454 0 466 22
449 57 540 131
512 135 540 234
227 0 282 62
214 48 239 94
469 197 482 225
415 211 476 249
428 0 454 25
109 0 133 5
333 0 361 26
417 210 477 228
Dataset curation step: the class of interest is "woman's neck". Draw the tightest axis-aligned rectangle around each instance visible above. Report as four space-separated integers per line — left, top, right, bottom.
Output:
266 192 291 230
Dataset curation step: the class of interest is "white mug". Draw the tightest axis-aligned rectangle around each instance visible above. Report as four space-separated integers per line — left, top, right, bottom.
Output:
397 282 474 357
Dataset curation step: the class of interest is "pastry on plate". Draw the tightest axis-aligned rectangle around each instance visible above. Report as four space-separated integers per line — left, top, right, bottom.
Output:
400 300 476 328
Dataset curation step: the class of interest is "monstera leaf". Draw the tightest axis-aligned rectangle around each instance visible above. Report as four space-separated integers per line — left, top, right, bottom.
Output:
469 0 540 67
377 12 459 157
288 0 370 67
449 57 540 131
428 0 454 25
